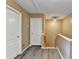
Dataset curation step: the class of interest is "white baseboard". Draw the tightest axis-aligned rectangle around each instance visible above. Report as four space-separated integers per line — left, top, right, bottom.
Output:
56 47 64 59
20 45 31 54
41 47 56 49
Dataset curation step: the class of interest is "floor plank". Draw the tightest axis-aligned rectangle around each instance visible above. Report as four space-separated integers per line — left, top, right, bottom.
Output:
41 49 48 59
20 46 61 59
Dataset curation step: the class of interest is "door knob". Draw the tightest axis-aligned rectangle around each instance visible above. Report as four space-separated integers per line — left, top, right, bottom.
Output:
17 35 19 38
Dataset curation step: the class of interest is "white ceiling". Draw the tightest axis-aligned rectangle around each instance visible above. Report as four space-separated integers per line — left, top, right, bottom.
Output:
15 0 72 19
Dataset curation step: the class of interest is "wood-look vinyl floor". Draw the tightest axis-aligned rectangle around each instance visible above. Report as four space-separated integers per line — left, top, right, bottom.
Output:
17 46 61 59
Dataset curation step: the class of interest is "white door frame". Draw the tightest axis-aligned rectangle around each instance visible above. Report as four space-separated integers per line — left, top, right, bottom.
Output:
6 5 22 54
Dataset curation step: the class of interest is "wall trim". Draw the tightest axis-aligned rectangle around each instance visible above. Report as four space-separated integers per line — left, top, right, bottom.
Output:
20 45 31 54
41 47 56 49
41 46 64 59
56 47 64 59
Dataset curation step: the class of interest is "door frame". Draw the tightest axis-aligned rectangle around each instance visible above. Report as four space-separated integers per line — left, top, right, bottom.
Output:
6 5 22 54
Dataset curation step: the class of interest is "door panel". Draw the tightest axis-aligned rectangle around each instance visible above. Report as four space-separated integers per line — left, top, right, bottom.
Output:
30 18 42 45
6 6 21 59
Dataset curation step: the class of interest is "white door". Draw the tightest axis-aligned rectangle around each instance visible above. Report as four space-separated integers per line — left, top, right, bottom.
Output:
6 6 21 59
30 18 42 45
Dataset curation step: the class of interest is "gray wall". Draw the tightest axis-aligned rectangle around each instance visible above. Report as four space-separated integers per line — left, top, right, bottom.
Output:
56 34 72 59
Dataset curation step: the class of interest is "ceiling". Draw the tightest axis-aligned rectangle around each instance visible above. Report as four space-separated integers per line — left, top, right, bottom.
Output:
15 0 72 19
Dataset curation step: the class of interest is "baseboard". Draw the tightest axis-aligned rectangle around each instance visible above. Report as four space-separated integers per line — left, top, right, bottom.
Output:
20 45 31 54
41 47 56 49
56 47 64 59
42 46 64 59
14 45 31 59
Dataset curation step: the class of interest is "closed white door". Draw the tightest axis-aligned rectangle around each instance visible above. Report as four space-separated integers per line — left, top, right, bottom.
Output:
6 6 21 59
30 18 42 45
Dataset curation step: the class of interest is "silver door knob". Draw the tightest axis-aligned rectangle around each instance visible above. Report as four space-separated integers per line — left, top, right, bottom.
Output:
17 35 19 38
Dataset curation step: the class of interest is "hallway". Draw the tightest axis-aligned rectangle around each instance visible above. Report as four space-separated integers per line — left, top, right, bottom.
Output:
6 0 72 59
